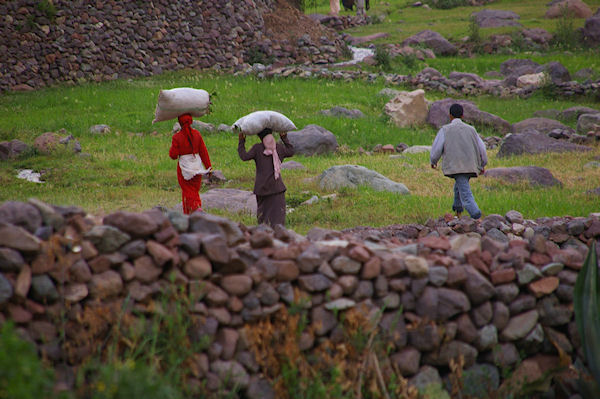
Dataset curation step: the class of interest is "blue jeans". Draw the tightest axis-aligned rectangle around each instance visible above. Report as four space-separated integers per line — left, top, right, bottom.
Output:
452 174 481 219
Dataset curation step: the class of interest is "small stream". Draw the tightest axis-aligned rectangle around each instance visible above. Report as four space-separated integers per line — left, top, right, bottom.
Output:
334 46 375 66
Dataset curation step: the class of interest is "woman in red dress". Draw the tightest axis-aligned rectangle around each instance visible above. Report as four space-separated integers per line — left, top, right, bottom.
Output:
169 113 212 214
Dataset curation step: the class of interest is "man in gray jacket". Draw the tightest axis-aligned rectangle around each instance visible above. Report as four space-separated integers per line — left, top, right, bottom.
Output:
430 103 487 219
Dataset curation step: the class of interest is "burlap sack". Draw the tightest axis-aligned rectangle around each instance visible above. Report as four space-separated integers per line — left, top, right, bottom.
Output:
232 111 297 135
153 88 210 123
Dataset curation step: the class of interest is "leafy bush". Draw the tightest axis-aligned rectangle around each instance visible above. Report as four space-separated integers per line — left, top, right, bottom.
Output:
36 0 57 21
0 322 56 399
80 360 183 399
552 7 581 50
573 241 600 396
374 45 392 71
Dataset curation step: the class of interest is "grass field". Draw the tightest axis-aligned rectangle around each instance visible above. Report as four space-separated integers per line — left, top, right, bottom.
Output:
1 70 598 234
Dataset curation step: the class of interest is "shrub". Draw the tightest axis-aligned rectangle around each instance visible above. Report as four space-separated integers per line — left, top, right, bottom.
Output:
374 45 392 71
36 0 57 21
80 360 183 399
0 322 56 399
552 6 581 50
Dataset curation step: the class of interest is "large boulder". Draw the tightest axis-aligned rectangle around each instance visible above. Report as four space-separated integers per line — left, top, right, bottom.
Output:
500 59 540 77
402 30 457 55
33 132 61 154
427 99 511 134
384 89 429 128
497 131 591 157
319 165 410 194
484 166 562 187
472 9 521 27
521 28 553 44
0 201 42 234
582 10 600 45
577 113 600 133
559 106 599 121
535 61 571 84
287 124 338 156
0 139 30 160
546 0 593 19
199 188 258 216
511 118 574 135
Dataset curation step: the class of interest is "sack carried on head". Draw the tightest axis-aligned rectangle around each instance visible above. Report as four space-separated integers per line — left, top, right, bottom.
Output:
232 110 297 135
153 88 211 123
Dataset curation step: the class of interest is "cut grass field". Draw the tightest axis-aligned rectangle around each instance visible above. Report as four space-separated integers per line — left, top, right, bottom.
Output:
1 70 599 234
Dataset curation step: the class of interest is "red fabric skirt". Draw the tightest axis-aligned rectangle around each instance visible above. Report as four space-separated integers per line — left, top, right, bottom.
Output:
177 165 203 214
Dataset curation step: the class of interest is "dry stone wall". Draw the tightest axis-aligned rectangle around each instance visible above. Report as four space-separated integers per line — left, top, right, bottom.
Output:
0 199 599 396
0 0 345 91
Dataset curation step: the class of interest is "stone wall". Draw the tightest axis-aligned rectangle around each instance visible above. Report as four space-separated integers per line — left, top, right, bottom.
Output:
0 0 345 91
0 199 598 397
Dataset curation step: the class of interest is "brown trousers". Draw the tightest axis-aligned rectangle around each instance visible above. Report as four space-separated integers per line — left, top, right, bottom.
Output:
257 192 286 227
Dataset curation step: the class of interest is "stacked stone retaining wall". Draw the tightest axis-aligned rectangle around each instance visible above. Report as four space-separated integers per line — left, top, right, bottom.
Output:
0 199 599 397
0 0 345 91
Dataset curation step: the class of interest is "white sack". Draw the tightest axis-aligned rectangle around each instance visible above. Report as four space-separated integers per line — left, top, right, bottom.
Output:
232 110 297 135
179 154 211 180
153 88 211 123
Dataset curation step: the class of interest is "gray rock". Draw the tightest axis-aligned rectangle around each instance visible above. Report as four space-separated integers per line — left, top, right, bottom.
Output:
486 228 509 243
391 348 421 376
325 298 356 310
410 365 442 391
103 211 160 238
462 363 500 398
319 165 410 194
535 61 571 84
0 223 42 253
31 274 59 303
437 288 471 320
484 166 562 187
247 377 275 399
427 98 511 134
0 248 25 272
0 201 42 233
167 211 189 232
0 139 30 160
210 360 249 389
281 160 306 170
577 113 600 133
89 124 110 134
0 274 13 304
464 267 495 305
298 274 332 292
200 188 257 216
84 225 131 253
495 283 520 304
189 212 245 246
497 131 591 157
472 9 521 28
583 12 600 46
320 106 365 119
559 106 599 121
500 59 540 77
403 30 457 55
288 124 338 156
500 309 538 341
429 266 448 286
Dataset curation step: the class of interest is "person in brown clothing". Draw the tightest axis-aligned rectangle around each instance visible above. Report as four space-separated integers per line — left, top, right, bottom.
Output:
238 128 295 227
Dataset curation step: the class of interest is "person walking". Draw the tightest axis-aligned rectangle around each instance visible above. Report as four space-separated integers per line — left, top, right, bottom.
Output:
330 0 340 15
238 128 294 227
169 113 212 214
356 0 366 17
430 103 487 219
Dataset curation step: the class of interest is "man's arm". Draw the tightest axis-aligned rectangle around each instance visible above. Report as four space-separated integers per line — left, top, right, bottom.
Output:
476 133 488 168
238 133 255 161
430 128 445 167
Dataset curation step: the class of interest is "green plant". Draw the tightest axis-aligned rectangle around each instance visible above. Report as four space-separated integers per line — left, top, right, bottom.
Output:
79 360 183 399
573 241 600 397
36 0 57 21
374 45 391 71
401 53 418 70
552 6 581 50
0 322 57 399
245 48 274 66
467 16 481 46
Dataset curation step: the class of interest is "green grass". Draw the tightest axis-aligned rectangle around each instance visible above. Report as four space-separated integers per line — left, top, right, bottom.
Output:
1 0 599 234
1 71 599 234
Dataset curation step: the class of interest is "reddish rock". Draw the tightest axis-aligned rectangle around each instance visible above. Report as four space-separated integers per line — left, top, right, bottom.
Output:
8 304 32 323
184 256 212 279
221 275 253 296
466 251 489 275
227 296 244 313
146 240 174 267
361 257 381 279
348 245 371 262
418 236 450 250
14 264 32 298
88 270 123 299
275 261 299 282
391 347 421 376
134 255 162 283
217 328 239 360
491 268 516 284
530 252 551 266
103 211 160 238
528 277 559 297
271 244 302 260
64 283 88 302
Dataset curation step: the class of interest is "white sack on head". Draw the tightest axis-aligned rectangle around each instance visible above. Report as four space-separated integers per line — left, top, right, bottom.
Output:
232 110 297 135
153 88 211 123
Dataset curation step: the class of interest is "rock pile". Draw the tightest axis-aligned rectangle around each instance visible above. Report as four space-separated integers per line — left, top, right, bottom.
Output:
0 199 598 397
0 0 346 91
